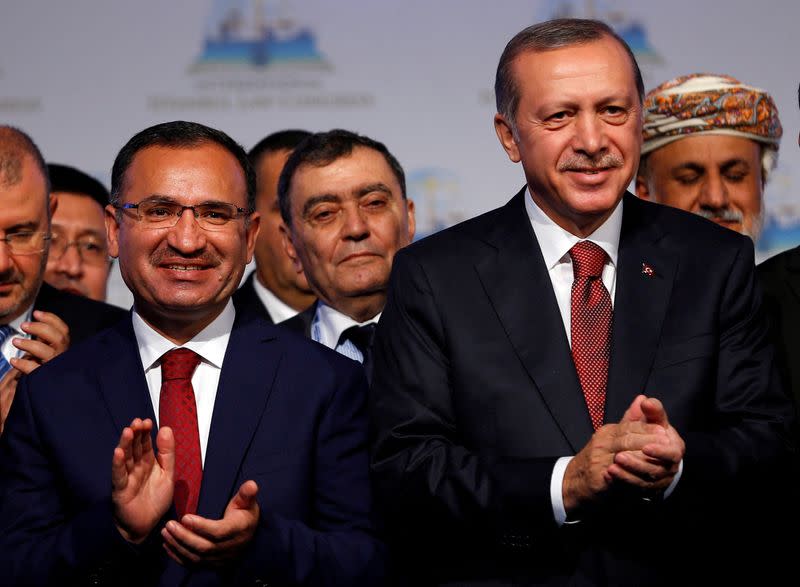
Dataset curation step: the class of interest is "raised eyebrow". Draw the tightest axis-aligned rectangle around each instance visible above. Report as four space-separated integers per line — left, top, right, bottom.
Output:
356 183 393 198
302 194 341 217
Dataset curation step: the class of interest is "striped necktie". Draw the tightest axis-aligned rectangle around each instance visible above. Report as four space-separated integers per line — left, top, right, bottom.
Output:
0 325 15 380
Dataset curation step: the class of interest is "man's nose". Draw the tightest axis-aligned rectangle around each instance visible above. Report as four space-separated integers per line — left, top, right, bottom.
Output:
698 171 729 210
52 243 83 277
572 114 608 156
166 209 208 253
341 205 370 241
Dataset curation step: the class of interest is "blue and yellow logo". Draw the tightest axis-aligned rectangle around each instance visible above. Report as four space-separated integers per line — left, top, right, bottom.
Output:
192 0 328 71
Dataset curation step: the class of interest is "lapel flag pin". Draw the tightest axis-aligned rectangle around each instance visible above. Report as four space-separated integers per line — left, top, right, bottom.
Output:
641 262 655 277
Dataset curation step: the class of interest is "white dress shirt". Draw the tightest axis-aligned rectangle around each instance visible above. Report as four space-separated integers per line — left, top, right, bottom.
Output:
525 190 681 525
311 302 380 363
252 274 302 324
0 306 33 363
132 300 234 465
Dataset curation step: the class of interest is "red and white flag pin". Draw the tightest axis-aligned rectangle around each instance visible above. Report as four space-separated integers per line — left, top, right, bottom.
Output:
641 262 655 277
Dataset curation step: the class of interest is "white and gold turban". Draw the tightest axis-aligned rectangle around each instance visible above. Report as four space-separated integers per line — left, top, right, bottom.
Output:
642 73 782 176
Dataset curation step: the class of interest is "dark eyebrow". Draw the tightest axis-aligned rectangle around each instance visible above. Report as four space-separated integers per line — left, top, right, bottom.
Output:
720 159 751 172
671 163 705 175
5 221 40 233
356 183 393 198
140 195 240 208
302 194 341 218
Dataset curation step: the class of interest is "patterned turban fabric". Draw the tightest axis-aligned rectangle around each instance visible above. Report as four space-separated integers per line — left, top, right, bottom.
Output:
642 73 782 157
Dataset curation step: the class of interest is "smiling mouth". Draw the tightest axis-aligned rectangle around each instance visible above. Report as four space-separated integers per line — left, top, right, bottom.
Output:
570 168 608 174
162 264 209 271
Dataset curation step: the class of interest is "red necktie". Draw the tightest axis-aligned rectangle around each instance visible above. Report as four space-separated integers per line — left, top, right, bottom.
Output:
159 348 202 518
569 241 612 430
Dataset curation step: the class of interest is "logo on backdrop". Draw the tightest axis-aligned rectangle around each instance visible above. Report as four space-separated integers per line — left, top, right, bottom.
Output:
147 0 373 114
537 0 663 67
407 168 466 240
191 0 328 72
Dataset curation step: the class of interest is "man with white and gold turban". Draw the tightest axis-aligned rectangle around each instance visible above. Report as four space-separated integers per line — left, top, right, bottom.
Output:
636 73 782 241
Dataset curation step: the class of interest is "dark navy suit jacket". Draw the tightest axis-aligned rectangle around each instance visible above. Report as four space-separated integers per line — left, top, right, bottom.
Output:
371 190 794 586
0 312 384 586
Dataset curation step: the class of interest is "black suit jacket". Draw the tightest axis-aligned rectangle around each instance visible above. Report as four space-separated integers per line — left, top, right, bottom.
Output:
232 272 275 324
33 282 127 344
370 189 794 586
759 245 800 410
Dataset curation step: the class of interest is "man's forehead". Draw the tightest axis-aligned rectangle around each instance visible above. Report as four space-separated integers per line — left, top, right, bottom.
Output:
123 144 247 201
654 134 762 163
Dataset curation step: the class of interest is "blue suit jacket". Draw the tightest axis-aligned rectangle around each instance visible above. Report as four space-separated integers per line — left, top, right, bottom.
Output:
0 312 384 586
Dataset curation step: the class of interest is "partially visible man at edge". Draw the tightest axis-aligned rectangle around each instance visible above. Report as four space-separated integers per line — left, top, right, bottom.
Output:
44 163 113 302
0 128 125 434
233 129 316 323
759 85 800 411
636 73 782 242
0 120 384 586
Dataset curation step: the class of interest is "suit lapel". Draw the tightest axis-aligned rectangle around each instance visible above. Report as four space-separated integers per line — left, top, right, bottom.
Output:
475 189 592 451
197 316 282 518
604 195 677 422
784 247 800 304
94 315 156 432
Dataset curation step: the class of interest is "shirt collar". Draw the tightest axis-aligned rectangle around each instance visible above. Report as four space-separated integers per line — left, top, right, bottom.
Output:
132 300 235 372
315 301 381 349
525 187 623 269
4 304 34 335
251 272 300 323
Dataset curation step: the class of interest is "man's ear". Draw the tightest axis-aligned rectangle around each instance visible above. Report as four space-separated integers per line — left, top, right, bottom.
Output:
405 199 416 244
635 173 652 201
104 204 121 258
48 193 58 219
280 223 303 273
244 212 261 264
494 113 521 163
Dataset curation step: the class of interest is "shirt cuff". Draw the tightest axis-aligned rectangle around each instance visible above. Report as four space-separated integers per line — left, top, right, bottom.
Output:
663 458 683 499
550 456 574 526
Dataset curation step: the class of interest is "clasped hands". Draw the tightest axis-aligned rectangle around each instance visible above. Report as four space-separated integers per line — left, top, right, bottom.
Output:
111 418 259 566
563 395 685 513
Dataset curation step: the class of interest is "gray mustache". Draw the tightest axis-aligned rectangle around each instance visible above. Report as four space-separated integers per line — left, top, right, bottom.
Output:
558 154 624 172
695 208 744 223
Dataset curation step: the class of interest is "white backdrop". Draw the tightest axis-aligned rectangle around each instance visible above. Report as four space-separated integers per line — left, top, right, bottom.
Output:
2 0 798 308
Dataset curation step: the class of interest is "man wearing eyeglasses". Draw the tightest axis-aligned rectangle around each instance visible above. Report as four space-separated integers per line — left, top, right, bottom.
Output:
0 121 384 586
0 127 126 435
44 163 113 302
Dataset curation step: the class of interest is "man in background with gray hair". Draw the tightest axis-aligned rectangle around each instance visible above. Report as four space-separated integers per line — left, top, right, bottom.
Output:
636 73 782 241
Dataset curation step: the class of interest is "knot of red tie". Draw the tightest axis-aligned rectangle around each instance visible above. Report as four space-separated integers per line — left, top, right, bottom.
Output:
161 348 201 381
569 240 607 279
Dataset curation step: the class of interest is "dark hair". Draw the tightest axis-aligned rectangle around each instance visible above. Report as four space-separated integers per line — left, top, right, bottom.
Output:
0 125 51 194
495 18 644 128
248 129 312 166
47 163 109 209
111 120 255 212
277 129 406 226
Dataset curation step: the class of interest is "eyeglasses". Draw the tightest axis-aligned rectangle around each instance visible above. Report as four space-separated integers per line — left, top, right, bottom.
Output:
0 231 51 255
49 234 109 266
115 200 250 231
